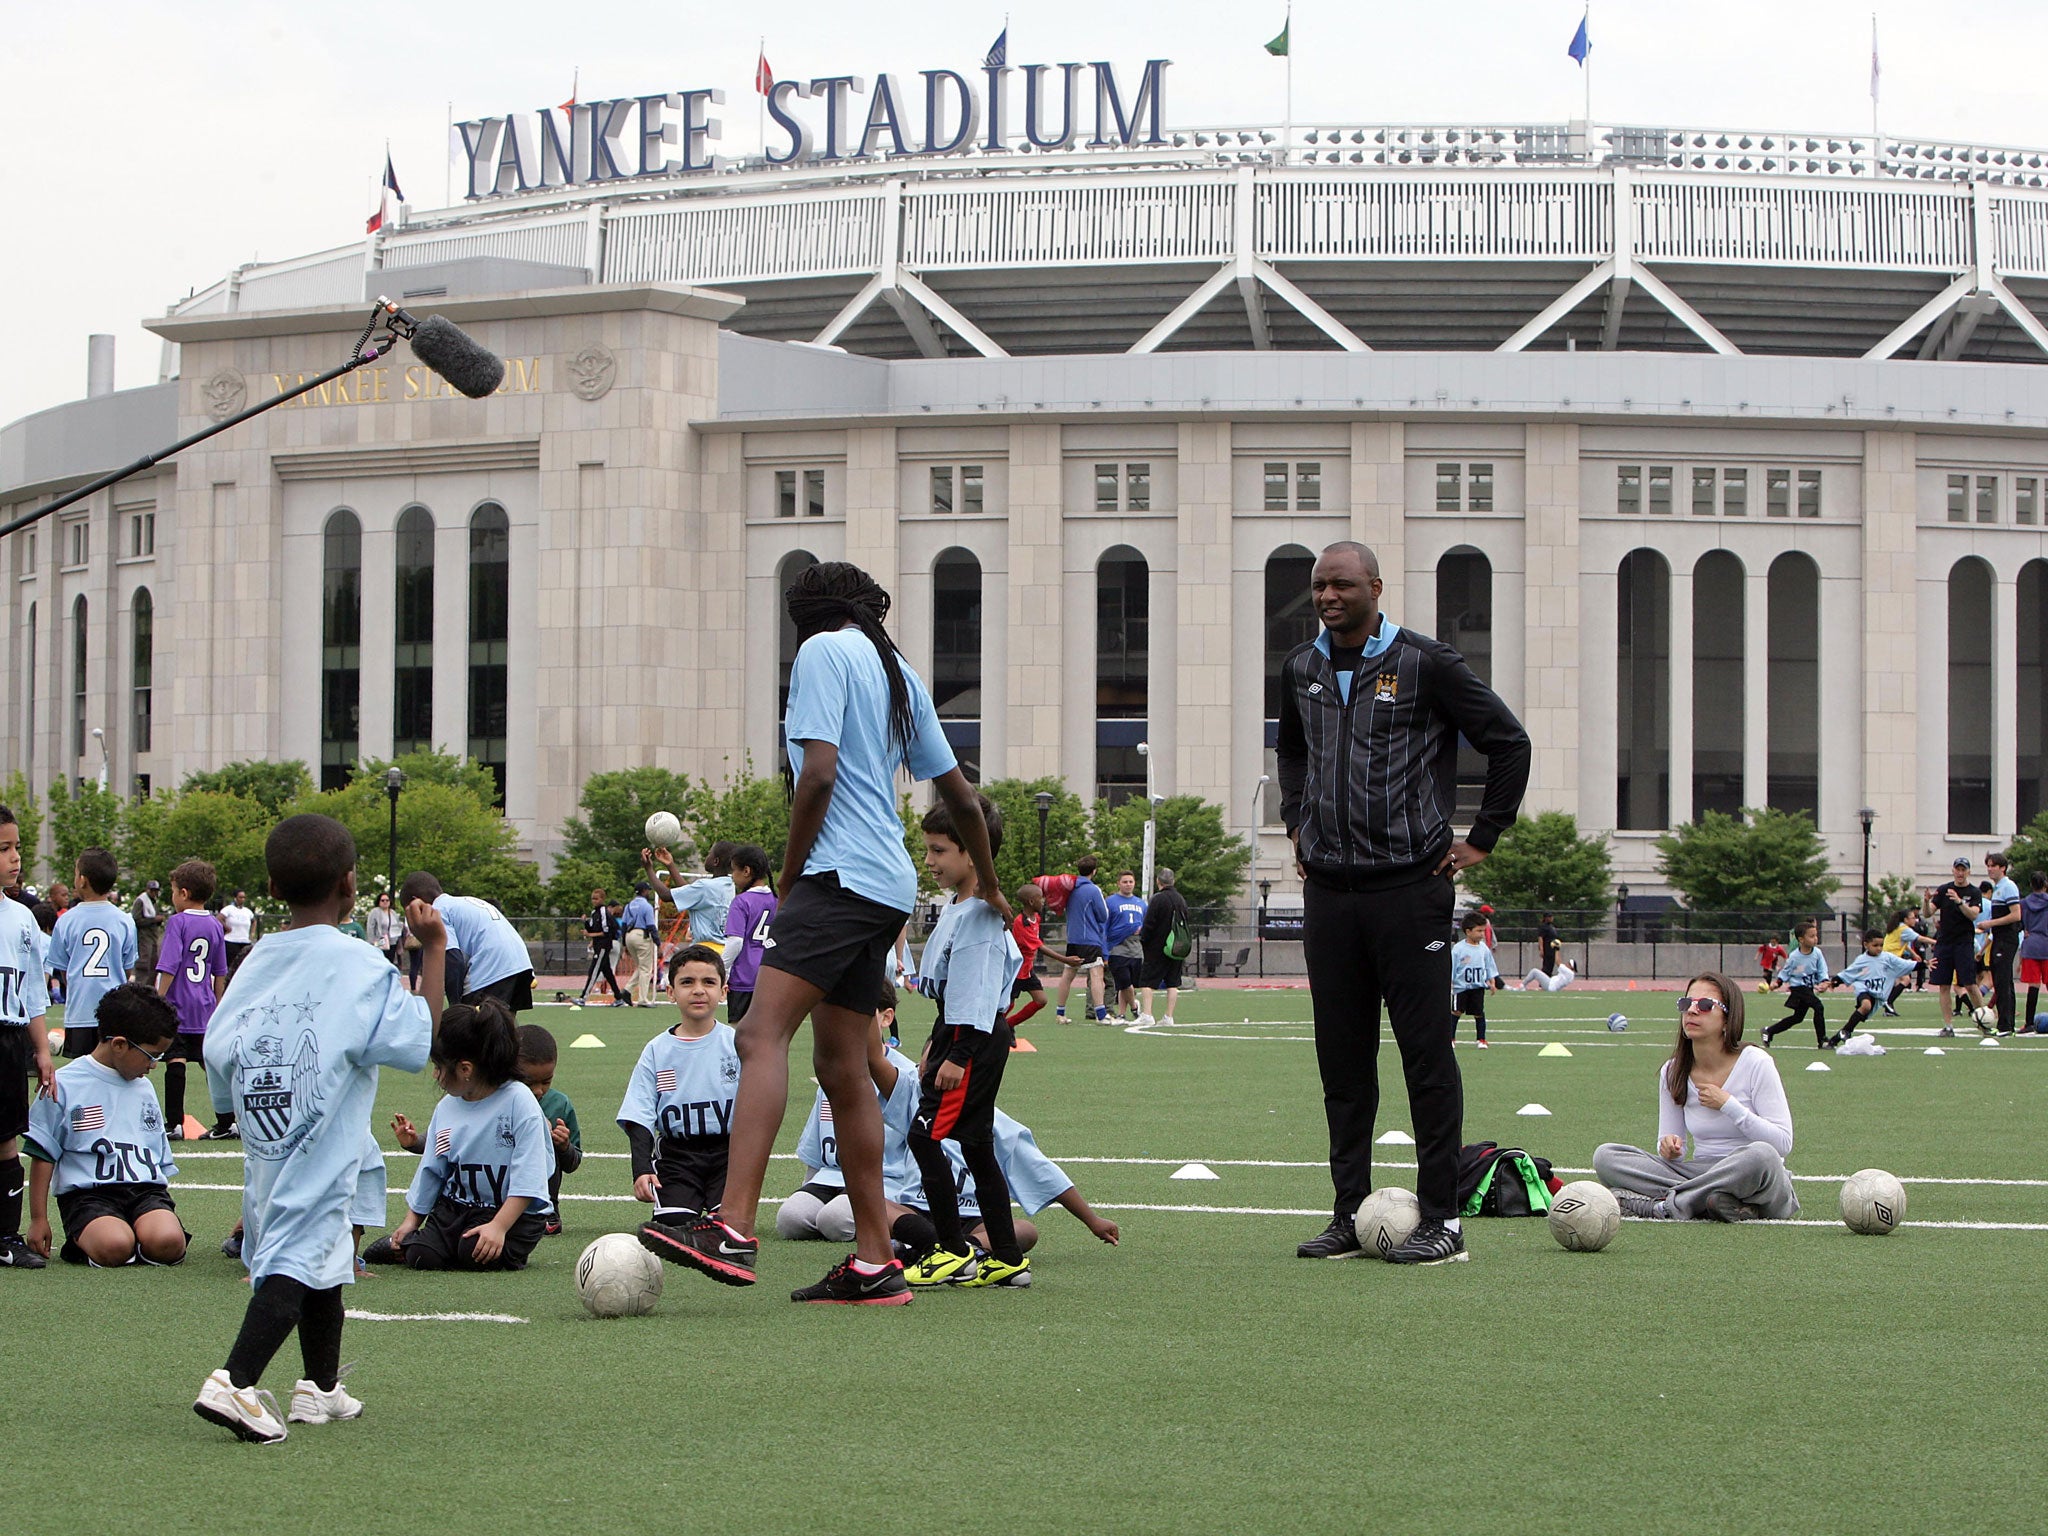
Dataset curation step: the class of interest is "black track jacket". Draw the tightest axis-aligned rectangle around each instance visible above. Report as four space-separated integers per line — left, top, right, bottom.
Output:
1276 627 1531 890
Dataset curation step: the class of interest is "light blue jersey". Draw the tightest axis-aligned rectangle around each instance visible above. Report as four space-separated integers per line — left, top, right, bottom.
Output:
0 895 49 1028
432 894 532 991
1778 947 1830 991
666 874 734 941
1451 940 1499 992
405 1080 553 1216
617 1023 741 1143
783 626 955 913
47 901 139 1029
351 1131 389 1229
795 1046 920 1191
24 1055 177 1196
205 925 432 1288
915 895 1021 1034
1838 950 1917 1002
891 1109 1073 1219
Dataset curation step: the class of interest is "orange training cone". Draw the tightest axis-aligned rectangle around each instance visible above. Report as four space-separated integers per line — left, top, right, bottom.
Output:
182 1115 206 1139
1009 1037 1038 1053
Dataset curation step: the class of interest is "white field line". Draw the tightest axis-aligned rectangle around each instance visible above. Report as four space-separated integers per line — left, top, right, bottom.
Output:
344 1310 527 1323
1091 1202 2048 1232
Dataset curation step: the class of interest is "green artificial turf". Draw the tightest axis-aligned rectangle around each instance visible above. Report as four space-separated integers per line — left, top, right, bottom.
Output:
7 986 2047 1535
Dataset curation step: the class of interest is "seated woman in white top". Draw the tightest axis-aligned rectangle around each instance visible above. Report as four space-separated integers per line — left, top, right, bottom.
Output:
1593 969 1799 1222
1521 961 1575 992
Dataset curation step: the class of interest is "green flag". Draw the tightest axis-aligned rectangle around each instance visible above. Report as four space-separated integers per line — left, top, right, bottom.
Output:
1264 21 1289 56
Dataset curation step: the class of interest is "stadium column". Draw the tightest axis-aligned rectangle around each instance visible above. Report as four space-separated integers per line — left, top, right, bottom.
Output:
1668 563 1694 827
1743 564 1768 809
1520 423 1584 815
844 425 901 624
1349 422 1404 595
1174 421 1229 806
1859 431 1919 873
1005 424 1064 782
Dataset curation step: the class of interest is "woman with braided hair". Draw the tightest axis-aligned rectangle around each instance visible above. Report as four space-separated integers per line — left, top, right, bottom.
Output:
642 561 1006 1305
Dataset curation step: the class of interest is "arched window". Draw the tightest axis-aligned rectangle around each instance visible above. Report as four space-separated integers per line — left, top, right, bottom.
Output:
1949 557 1994 834
1096 546 1148 803
1263 546 1316 823
1692 552 1745 819
393 505 434 758
1767 552 1820 818
931 549 982 783
1616 550 1671 830
321 510 362 790
1437 547 1494 822
2021 559 2048 828
467 504 510 805
131 588 153 757
70 594 87 763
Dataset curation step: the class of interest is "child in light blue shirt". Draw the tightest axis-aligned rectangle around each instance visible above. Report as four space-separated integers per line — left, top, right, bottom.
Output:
1761 921 1831 1049
1451 912 1503 1047
46 848 139 1058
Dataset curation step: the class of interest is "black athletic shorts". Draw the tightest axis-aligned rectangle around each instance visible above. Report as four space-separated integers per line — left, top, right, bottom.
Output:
401 1196 548 1271
1065 943 1103 965
168 1032 207 1065
1454 987 1488 1017
1010 973 1042 1000
726 989 753 1023
912 1020 1013 1147
651 1137 730 1220
1140 954 1184 990
759 872 909 1013
1931 939 1978 986
56 1181 178 1243
59 1024 98 1059
1108 954 1142 992
0 1025 32 1141
464 968 535 1014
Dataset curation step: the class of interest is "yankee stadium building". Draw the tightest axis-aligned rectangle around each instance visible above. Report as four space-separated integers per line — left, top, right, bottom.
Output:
4 54 2048 895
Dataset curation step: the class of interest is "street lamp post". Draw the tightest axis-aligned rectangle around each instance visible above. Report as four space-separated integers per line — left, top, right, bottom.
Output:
1033 790 1053 877
1135 742 1158 897
1257 877 1272 978
1858 806 1877 934
89 727 109 794
385 767 406 904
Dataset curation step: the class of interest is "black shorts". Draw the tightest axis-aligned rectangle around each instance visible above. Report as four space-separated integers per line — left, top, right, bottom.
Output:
759 872 908 1013
0 1026 31 1142
652 1138 730 1220
59 1023 98 1059
726 989 753 1023
1108 954 1143 992
795 1179 844 1205
1454 987 1488 1017
1011 972 1043 1000
912 1020 1013 1147
401 1196 548 1271
464 968 535 1014
225 941 251 973
1140 954 1184 990
1931 940 1978 986
55 1182 178 1245
1065 943 1103 965
168 1032 207 1065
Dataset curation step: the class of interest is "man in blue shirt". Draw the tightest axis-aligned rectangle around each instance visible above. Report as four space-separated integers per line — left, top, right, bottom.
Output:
619 884 661 1008
1103 871 1149 1022
1981 850 2025 1034
1054 856 1111 1023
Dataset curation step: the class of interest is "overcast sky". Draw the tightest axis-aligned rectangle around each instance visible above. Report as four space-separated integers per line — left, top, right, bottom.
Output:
4 0 2043 428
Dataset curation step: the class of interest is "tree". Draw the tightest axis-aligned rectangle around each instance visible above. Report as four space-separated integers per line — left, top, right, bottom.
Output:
1867 872 1924 927
683 757 790 875
1461 812 1614 923
46 779 124 885
1088 794 1252 919
119 789 272 900
1656 808 1839 913
181 760 313 818
2004 813 2048 889
979 777 1092 899
0 772 41 886
558 766 700 900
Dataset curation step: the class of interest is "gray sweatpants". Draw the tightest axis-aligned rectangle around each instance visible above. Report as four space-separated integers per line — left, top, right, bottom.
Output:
775 1188 856 1242
1592 1141 1801 1221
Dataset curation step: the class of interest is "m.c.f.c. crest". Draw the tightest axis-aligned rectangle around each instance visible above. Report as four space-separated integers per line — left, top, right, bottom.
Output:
233 1028 324 1160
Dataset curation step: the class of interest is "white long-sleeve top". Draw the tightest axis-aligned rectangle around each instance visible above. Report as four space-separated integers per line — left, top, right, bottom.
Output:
1656 1046 1794 1163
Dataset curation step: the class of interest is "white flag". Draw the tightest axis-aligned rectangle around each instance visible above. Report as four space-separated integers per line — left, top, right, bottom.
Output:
1870 15 1880 105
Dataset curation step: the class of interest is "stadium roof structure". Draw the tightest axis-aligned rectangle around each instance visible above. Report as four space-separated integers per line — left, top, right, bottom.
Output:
172 120 2048 366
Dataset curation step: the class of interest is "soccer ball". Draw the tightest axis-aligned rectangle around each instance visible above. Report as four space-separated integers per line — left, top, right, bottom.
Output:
1840 1169 1907 1236
1606 1013 1629 1032
576 1234 664 1317
2035 1013 2048 1035
1972 1005 1998 1028
1353 1187 1422 1260
1546 1181 1620 1252
643 810 683 849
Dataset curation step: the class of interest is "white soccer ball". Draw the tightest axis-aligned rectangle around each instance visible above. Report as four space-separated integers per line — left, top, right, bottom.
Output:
1546 1181 1621 1252
643 810 683 849
1606 1013 1629 1032
1354 1187 1422 1260
1972 1005 1998 1028
1839 1168 1907 1236
576 1233 664 1317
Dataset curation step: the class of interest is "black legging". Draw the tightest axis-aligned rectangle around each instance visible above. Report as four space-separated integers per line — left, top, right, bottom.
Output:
225 1275 343 1391
1764 987 1827 1048
581 942 620 1001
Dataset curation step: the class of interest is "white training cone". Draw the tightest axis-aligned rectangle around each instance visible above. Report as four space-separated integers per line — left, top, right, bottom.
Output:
1516 1103 1551 1116
1169 1163 1220 1181
569 1034 606 1049
1978 1036 2001 1047
1375 1129 1416 1146
1538 1042 1573 1058
1806 1061 1831 1072
1924 1046 1947 1056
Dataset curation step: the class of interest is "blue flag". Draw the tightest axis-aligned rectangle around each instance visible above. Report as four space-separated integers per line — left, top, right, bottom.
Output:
382 151 404 201
1567 14 1590 65
984 27 1007 69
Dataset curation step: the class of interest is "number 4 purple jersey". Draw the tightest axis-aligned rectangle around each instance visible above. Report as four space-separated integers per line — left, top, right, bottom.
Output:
158 909 227 1034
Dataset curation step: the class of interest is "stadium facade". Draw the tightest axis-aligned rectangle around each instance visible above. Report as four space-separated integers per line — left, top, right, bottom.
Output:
5 81 2048 896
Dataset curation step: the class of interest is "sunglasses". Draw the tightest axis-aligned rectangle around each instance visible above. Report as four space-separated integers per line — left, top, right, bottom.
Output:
123 1038 172 1063
1675 997 1728 1016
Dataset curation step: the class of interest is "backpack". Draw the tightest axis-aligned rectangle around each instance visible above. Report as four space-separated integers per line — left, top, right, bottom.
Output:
1162 901 1193 961
1455 1142 1559 1217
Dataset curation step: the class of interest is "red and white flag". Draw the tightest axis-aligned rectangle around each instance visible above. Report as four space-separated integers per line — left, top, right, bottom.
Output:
71 1103 105 1133
656 1068 678 1094
755 51 774 96
435 1128 453 1157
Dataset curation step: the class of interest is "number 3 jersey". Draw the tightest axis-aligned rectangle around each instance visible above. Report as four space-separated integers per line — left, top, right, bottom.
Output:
25 1055 177 1194
405 1079 553 1217
158 909 227 1035
616 1022 741 1180
46 902 139 1030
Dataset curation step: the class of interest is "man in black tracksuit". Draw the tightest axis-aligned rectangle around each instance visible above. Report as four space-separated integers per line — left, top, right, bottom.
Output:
1277 541 1530 1265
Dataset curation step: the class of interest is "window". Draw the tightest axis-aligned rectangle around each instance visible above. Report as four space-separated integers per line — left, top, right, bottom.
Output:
22 603 34 779
392 506 434 758
1798 469 1821 518
1263 461 1323 511
2018 477 2039 527
776 470 796 518
932 549 982 780
467 504 510 805
1095 464 1119 511
1617 465 1641 514
1692 468 1717 516
1435 463 1461 512
23 530 35 574
1096 547 1149 803
1693 551 1745 818
1947 473 1969 523
1093 463 1151 513
775 551 819 724
1648 466 1673 515
321 511 362 790
773 469 825 517
1769 468 1792 518
1126 463 1150 512
1723 468 1747 517
1976 474 1998 525
2021 559 2048 827
1949 558 1994 833
131 588 152 755
1616 550 1671 830
128 510 155 558
71 594 87 760
1264 463 1289 511
805 468 826 517
1435 462 1493 512
928 465 985 515
1467 463 1492 512
1436 548 1494 822
932 466 954 515
1263 547 1316 824
1767 554 1820 817
64 519 88 569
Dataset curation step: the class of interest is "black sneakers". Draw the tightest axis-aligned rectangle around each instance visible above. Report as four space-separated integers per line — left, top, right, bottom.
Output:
790 1255 913 1305
0 1235 47 1269
1611 1189 1662 1219
1385 1219 1469 1265
639 1214 758 1285
198 1120 240 1141
1295 1215 1363 1259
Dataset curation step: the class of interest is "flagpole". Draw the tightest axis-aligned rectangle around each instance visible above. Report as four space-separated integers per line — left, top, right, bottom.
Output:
757 36 766 159
1870 12 1881 175
1584 5 1593 125
1284 2 1293 165
444 102 452 206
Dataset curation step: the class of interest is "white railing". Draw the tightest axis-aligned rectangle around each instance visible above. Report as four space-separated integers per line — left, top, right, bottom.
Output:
1989 189 2048 279
381 213 591 272
1259 173 1611 260
902 175 1234 268
605 187 889 284
1632 178 1970 271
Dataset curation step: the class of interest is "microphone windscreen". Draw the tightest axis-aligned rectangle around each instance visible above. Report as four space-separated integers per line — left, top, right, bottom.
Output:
408 315 506 399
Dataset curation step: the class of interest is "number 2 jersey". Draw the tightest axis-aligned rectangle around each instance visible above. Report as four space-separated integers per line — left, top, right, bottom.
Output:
158 909 226 1035
405 1079 553 1217
25 1054 176 1194
46 902 138 1029
616 1022 740 1181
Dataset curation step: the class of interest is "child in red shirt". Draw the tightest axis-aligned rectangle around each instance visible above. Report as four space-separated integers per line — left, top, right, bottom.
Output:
1003 884 1073 1029
1757 938 1788 988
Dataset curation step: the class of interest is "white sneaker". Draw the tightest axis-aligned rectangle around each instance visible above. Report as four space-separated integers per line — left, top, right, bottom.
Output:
1134 1013 1155 1028
1160 1015 1174 1027
287 1378 365 1424
193 1368 288 1443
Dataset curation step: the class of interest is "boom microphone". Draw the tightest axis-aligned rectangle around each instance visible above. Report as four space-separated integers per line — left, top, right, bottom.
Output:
374 298 507 399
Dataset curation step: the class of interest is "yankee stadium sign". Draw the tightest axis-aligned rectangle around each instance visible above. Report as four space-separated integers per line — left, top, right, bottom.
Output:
454 57 1171 199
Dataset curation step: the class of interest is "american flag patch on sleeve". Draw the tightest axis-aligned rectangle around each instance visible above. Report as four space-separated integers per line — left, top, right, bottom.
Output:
820 1100 833 1123
70 1104 105 1133
655 1068 677 1094
434 1128 453 1157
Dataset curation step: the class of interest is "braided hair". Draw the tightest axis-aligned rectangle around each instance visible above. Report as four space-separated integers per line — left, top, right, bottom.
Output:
784 561 917 762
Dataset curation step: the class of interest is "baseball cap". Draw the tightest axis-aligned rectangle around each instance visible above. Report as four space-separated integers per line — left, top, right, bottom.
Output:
147 879 160 889
1952 857 1972 870
634 881 652 893
1478 904 1495 915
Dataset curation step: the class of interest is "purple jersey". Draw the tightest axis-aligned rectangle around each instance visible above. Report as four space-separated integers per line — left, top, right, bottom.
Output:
723 887 779 993
158 909 227 1034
